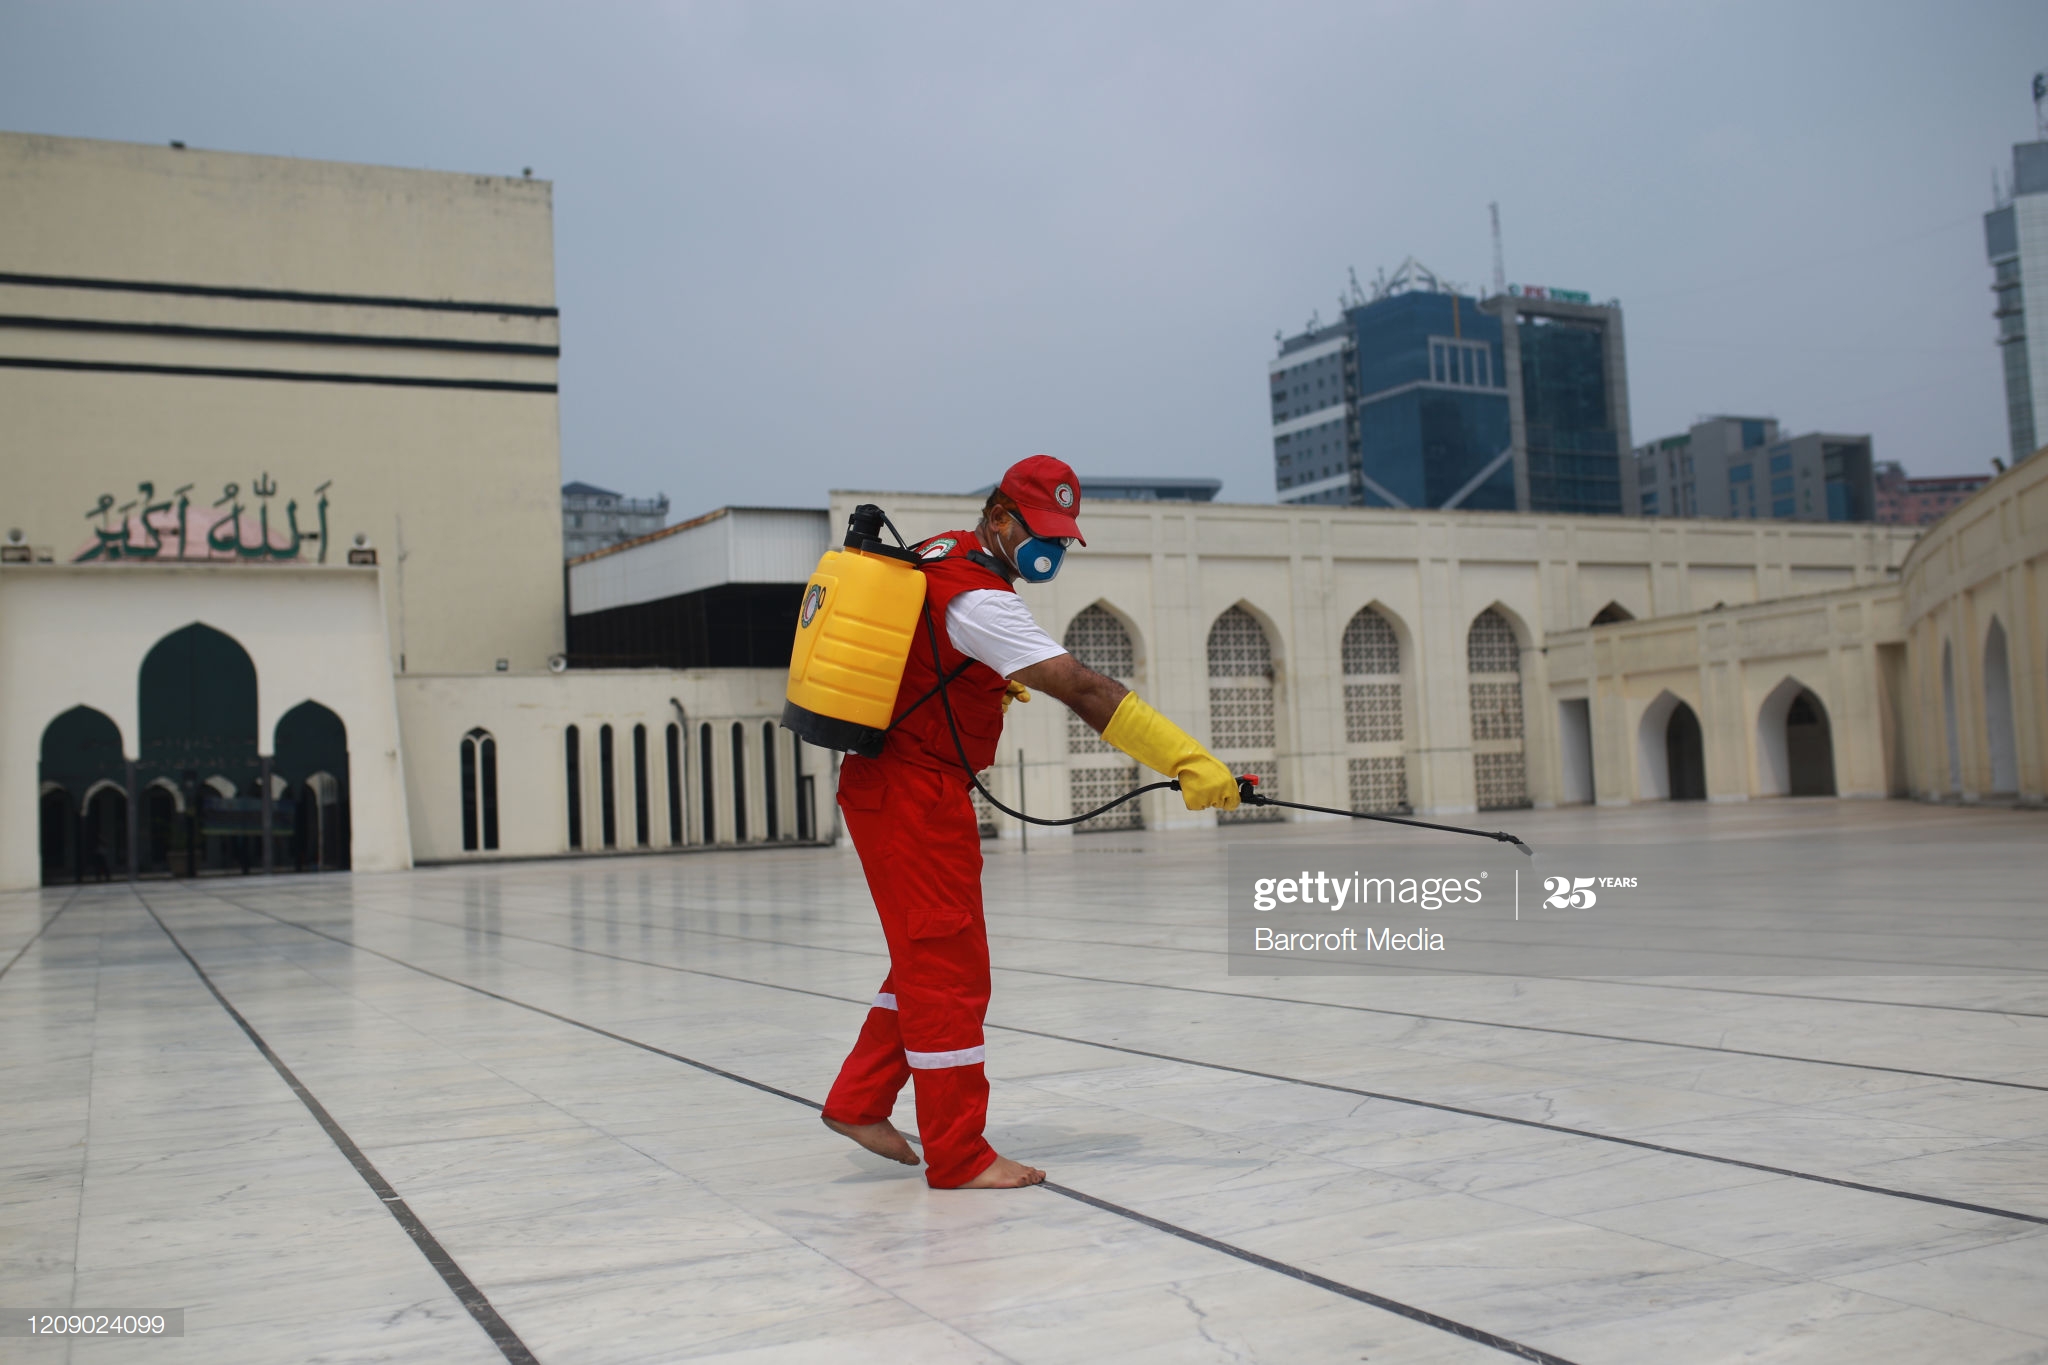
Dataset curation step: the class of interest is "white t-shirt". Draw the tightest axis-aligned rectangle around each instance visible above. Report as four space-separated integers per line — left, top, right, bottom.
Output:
946 589 1066 679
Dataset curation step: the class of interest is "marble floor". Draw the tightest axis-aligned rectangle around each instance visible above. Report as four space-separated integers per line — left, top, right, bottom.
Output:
4 799 2045 1364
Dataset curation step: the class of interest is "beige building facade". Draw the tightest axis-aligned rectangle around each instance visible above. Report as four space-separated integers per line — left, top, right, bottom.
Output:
1545 445 2048 813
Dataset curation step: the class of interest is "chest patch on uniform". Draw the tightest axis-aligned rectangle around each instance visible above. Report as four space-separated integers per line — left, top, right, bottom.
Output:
920 537 958 560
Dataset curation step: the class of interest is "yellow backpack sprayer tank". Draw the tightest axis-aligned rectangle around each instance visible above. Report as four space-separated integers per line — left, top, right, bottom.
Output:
781 504 927 758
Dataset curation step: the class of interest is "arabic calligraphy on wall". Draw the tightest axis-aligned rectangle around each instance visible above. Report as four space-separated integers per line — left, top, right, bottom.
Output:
73 476 332 563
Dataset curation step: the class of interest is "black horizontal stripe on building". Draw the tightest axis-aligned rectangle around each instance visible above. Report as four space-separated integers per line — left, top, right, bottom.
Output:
0 314 558 357
0 354 556 393
0 270 558 317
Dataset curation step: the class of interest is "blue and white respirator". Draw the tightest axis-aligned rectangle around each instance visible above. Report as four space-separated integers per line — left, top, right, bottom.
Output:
1002 514 1070 584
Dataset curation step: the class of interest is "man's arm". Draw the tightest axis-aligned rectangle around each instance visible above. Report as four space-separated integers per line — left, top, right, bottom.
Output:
1009 652 1237 811
1010 652 1127 732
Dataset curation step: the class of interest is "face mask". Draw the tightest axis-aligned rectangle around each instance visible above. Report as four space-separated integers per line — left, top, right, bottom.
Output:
999 512 1070 584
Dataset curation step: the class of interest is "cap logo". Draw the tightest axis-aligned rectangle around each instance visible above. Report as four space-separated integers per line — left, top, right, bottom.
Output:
1055 482 1075 508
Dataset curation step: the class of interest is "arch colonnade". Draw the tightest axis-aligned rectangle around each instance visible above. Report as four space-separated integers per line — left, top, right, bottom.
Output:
1548 446 2048 806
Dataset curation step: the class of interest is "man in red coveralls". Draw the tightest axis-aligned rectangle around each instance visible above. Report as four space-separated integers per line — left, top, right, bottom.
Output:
820 455 1242 1188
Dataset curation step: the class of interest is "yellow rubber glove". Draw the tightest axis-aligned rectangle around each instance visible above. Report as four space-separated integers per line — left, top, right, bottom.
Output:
1101 693 1241 811
1002 679 1032 712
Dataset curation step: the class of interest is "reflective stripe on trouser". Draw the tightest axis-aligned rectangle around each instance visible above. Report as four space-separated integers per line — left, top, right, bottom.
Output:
822 756 996 1189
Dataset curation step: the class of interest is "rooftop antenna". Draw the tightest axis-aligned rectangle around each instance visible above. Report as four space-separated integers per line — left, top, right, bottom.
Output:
1345 266 1366 309
2036 71 2047 140
1489 202 1506 296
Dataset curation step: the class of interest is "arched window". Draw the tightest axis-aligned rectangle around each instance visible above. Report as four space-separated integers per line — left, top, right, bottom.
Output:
762 721 780 841
1467 608 1528 810
460 728 498 851
1341 607 1407 813
665 722 683 845
1065 605 1141 831
1941 643 1961 793
599 724 617 849
1985 619 2018 794
731 721 749 842
1208 606 1283 823
699 723 716 842
564 726 583 849
632 723 650 847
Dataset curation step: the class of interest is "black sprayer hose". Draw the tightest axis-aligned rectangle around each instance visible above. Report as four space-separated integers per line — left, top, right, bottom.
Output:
883 508 1532 851
1240 791 1535 857
918 598 1180 826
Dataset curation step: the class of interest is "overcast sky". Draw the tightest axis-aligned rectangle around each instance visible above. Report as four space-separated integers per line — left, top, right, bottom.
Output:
5 2 2044 514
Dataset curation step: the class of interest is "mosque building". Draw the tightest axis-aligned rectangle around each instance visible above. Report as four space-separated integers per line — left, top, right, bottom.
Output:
5 132 2043 892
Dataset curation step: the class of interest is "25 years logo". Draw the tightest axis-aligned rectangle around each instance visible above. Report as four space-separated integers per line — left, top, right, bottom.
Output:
1541 875 1639 909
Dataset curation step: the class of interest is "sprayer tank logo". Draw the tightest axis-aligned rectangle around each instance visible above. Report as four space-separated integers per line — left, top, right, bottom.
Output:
800 584 826 627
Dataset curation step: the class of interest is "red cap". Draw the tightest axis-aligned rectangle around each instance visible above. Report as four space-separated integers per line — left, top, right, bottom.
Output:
998 454 1086 545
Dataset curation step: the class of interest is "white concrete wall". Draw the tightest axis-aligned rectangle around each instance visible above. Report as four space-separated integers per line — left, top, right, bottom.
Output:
833 490 1917 824
1546 583 1906 804
394 668 835 863
1900 443 2048 802
0 563 411 889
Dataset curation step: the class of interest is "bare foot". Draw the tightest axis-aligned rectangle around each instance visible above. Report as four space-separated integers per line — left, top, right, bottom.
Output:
953 1155 1046 1189
822 1115 919 1165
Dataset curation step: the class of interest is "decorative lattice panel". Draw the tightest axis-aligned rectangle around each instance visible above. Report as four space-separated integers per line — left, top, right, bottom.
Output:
1468 681 1525 742
1207 606 1272 678
1070 763 1143 832
1347 756 1409 813
1341 609 1400 676
969 775 999 838
1344 681 1402 744
1474 752 1528 810
1065 606 1136 758
1064 604 1136 675
1218 762 1286 824
1209 685 1277 751
1467 609 1521 675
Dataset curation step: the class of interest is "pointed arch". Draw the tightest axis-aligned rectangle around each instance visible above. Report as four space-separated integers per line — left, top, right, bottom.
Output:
1065 603 1142 831
1590 601 1635 626
1941 641 1961 793
1983 617 2018 794
1341 603 1410 813
1636 689 1705 801
1467 605 1529 809
1061 599 1146 680
140 622 257 753
1757 676 1836 797
1208 604 1284 821
40 705 126 791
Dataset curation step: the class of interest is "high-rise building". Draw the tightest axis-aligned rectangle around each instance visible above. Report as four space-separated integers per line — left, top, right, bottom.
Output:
1485 288 1634 516
1634 416 1874 522
561 481 669 558
1986 138 2048 463
1270 261 1631 515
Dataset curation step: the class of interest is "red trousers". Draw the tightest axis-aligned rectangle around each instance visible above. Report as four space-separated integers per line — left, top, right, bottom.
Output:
822 755 996 1188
